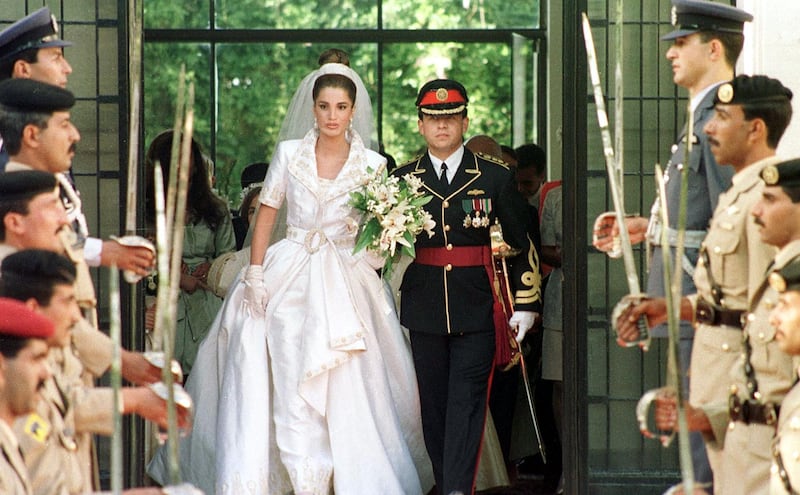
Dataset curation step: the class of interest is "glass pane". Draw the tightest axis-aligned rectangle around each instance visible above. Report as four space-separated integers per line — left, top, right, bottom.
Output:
380 42 512 164
144 0 209 29
215 0 377 29
213 43 378 203
585 0 684 489
143 42 212 165
384 0 538 29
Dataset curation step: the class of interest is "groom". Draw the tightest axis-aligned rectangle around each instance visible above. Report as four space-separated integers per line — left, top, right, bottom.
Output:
393 79 541 495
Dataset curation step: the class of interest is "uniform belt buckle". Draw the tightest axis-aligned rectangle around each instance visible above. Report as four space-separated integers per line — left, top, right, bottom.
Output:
695 299 716 325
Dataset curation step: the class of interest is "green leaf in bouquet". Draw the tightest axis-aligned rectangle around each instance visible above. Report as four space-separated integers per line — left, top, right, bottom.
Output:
353 218 382 253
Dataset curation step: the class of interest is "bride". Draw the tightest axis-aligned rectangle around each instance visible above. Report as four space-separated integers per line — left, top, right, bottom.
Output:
148 63 432 494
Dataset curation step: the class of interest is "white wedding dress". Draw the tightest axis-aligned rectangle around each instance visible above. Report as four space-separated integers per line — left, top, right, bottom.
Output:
148 130 433 494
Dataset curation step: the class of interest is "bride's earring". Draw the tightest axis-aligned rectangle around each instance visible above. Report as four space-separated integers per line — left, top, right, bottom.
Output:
346 119 353 141
313 119 319 131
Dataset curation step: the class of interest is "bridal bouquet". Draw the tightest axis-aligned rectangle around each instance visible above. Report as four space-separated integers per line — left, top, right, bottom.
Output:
349 167 436 278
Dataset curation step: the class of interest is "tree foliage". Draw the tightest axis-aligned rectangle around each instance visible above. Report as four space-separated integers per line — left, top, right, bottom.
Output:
143 0 539 206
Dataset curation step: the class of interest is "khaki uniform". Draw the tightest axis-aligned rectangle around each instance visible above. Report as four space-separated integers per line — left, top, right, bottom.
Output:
720 241 800 494
14 347 114 495
0 420 32 495
0 245 113 493
689 156 780 474
770 371 800 494
4 161 113 380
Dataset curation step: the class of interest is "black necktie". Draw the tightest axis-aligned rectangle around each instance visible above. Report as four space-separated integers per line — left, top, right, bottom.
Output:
439 162 449 186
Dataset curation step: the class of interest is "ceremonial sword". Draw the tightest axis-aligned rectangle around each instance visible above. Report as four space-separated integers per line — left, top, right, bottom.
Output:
489 222 547 464
581 13 650 350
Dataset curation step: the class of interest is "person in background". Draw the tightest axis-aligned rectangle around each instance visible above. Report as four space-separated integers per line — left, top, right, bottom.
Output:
233 162 269 249
514 143 547 208
144 130 236 376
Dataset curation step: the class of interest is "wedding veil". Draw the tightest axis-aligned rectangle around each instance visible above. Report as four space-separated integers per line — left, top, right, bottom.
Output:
276 62 376 151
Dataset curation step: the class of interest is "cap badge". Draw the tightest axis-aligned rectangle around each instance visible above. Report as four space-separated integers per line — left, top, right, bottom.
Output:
435 88 449 102
717 83 734 104
769 271 787 293
762 165 780 185
670 6 678 27
50 14 59 34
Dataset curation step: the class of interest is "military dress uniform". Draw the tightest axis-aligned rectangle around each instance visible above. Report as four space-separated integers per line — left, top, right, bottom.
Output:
13 345 116 495
721 240 800 495
772 377 800 495
766 258 800 495
0 420 32 495
395 79 540 495
689 154 780 472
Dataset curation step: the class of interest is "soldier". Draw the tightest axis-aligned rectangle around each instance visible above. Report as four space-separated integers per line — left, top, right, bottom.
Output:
392 79 541 495
767 258 800 495
618 74 794 490
593 0 753 488
0 78 159 387
0 297 54 495
0 7 73 167
0 249 192 495
0 172 186 493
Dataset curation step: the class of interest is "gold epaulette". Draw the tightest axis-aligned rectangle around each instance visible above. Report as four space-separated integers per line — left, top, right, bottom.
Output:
395 155 423 171
475 152 510 169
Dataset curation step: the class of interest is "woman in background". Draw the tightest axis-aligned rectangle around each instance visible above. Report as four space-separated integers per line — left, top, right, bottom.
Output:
143 131 236 376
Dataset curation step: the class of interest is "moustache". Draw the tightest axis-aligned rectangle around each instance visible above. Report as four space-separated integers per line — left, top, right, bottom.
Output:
754 216 765 228
69 143 78 154
707 138 719 147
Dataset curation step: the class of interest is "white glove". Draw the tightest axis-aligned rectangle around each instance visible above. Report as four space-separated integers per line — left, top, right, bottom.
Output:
509 311 537 343
243 265 268 317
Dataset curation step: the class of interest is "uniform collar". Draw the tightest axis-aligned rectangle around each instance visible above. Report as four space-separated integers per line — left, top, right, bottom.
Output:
428 146 465 181
691 81 723 112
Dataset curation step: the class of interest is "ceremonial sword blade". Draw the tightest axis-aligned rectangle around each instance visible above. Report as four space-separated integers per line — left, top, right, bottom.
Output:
582 12 650 349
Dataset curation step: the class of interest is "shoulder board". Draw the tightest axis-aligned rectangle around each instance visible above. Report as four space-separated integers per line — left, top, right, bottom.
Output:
475 152 510 168
395 155 422 171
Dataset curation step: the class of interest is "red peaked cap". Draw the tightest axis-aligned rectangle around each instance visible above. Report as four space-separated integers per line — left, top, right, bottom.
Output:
0 297 54 339
416 79 468 115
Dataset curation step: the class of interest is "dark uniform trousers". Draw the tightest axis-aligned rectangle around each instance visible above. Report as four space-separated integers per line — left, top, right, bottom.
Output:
394 148 541 495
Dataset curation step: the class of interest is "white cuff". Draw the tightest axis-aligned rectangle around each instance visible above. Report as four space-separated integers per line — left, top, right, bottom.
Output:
84 237 103 267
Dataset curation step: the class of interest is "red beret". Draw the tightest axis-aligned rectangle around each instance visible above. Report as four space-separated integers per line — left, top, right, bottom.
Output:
0 297 54 339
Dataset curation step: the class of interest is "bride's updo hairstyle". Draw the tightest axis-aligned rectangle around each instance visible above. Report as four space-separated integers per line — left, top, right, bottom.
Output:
312 73 357 105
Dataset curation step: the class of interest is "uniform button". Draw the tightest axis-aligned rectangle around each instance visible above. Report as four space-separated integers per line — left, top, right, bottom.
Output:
722 343 730 351
445 264 453 271
791 416 800 430
446 244 453 250
747 313 756 322
444 224 451 232
443 200 449 208
714 246 721 254
758 332 766 341
671 144 678 154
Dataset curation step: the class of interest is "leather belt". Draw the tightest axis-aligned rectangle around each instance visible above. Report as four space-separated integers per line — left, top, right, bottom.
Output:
415 246 491 267
695 299 745 329
729 394 779 426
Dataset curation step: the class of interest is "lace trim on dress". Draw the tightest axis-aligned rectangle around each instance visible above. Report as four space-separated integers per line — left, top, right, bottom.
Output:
287 129 373 203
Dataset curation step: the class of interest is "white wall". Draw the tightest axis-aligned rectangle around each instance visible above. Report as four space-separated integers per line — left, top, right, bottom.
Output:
739 0 800 158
